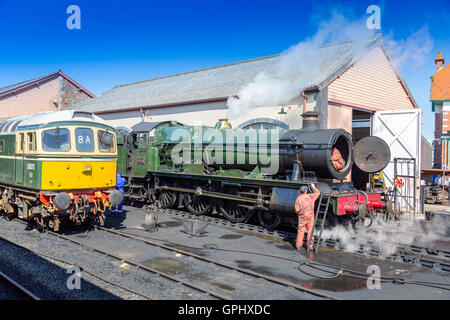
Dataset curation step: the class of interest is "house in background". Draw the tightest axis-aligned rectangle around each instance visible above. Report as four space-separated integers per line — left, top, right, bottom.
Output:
0 70 95 120
430 50 450 169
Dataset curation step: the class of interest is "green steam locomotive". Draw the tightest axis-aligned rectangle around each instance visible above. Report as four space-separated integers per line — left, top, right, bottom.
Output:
116 113 391 229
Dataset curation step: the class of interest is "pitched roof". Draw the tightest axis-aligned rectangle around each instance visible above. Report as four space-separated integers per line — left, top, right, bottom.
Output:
0 70 95 99
74 36 383 114
0 110 109 134
430 63 450 101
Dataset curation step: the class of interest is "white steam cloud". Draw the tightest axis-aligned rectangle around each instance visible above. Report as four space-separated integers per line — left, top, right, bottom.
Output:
226 12 434 118
321 218 440 258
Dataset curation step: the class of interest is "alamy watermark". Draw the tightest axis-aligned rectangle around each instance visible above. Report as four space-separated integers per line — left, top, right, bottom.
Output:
170 127 280 175
66 5 81 30
366 264 381 289
366 5 381 30
66 265 82 290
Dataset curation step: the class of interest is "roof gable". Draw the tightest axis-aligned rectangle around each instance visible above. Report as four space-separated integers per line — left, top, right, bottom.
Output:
0 71 95 99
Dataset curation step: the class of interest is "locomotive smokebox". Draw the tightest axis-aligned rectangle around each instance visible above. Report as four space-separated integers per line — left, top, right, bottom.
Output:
279 112 354 180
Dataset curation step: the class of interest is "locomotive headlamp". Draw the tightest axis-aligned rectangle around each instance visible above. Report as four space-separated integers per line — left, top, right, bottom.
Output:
54 192 71 211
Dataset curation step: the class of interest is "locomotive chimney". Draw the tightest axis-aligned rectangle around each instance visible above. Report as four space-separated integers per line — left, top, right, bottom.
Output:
301 111 319 130
215 119 232 130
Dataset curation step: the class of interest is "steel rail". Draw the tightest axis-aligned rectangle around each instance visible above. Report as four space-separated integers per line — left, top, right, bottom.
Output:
155 207 450 271
96 226 341 300
0 270 41 300
39 227 231 300
8 219 155 300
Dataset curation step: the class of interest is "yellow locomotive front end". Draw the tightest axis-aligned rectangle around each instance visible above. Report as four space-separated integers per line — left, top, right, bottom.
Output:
0 111 123 231
36 121 123 230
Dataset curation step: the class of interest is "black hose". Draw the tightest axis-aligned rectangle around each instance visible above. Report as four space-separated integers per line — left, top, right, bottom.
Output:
119 229 450 291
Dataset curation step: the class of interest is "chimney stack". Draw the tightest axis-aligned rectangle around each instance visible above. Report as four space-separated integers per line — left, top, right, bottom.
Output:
435 50 445 71
301 111 319 130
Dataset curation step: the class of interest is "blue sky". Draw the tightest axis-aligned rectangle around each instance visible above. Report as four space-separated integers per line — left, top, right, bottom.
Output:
0 0 449 142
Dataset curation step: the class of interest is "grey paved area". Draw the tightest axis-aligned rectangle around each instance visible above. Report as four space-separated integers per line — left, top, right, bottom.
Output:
1 204 449 300
99 205 450 300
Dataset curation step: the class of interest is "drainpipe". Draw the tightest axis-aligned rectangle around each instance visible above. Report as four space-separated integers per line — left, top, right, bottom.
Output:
301 90 307 113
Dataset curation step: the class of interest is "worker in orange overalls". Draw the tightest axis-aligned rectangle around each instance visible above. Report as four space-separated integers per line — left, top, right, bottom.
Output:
295 184 320 250
331 147 344 171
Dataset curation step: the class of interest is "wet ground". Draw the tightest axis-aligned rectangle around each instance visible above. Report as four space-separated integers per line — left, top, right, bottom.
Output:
78 205 450 300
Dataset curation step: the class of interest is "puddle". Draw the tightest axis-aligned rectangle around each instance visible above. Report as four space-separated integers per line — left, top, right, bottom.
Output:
162 243 206 257
219 234 243 240
300 277 367 292
234 259 364 292
211 282 236 291
160 221 183 228
191 272 210 281
229 227 292 245
142 257 190 274
276 244 295 251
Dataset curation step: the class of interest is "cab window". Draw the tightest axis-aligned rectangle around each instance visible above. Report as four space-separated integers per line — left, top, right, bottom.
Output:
42 128 71 152
75 128 94 152
138 133 147 149
98 130 115 152
18 133 24 152
27 132 36 151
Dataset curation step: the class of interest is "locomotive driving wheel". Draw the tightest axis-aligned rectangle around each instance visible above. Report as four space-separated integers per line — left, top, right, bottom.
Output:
218 187 252 223
257 210 281 230
183 185 212 215
157 189 177 209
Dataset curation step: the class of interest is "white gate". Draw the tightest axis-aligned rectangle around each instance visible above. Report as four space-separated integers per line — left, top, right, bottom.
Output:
371 109 422 217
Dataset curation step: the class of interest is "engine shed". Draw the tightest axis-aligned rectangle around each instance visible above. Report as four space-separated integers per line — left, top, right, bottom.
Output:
72 35 423 214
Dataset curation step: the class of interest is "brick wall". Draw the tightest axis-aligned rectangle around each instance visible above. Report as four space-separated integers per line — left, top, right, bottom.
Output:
59 76 91 109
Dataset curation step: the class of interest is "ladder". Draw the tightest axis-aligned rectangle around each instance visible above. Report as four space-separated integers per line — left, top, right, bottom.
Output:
370 171 386 192
307 193 331 254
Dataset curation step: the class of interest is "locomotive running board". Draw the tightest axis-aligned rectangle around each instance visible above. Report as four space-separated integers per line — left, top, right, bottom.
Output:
157 185 270 206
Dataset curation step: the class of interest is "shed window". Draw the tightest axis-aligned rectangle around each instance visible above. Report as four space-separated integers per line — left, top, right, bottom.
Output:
27 132 37 151
0 140 4 153
75 128 94 152
98 130 115 152
42 128 71 152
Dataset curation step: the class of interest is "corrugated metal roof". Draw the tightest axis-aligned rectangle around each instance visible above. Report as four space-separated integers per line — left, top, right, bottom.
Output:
73 37 381 113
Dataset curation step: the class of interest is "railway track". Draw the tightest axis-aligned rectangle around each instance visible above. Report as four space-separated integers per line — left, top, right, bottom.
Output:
94 225 341 300
11 219 230 300
0 270 40 300
152 207 450 272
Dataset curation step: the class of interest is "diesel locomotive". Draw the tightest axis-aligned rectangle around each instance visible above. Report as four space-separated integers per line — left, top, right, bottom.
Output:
116 112 392 230
0 110 123 230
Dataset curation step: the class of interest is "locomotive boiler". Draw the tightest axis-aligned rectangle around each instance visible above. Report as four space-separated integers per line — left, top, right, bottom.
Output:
116 112 391 229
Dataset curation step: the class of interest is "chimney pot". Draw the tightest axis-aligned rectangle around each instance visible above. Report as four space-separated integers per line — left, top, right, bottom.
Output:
435 50 445 71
